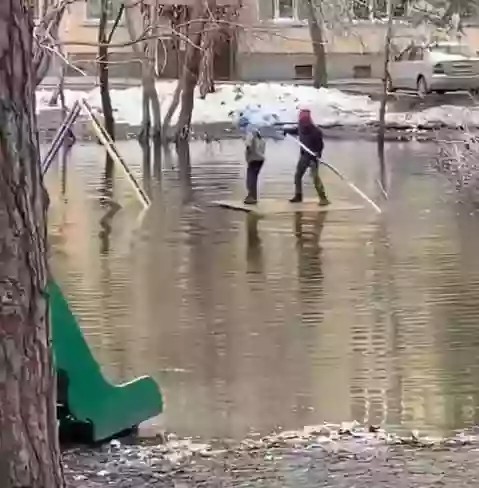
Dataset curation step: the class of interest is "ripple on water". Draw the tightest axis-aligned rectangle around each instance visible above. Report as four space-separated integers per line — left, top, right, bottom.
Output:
46 139 479 441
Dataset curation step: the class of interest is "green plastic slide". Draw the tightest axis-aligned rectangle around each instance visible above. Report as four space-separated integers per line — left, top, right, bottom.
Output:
49 280 163 442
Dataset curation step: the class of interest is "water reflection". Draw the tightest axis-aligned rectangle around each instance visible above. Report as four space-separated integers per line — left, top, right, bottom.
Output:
46 138 479 440
141 142 152 197
377 139 388 199
246 214 263 275
60 146 69 196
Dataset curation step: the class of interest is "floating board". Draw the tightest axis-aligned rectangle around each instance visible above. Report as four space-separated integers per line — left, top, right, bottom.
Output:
213 198 364 215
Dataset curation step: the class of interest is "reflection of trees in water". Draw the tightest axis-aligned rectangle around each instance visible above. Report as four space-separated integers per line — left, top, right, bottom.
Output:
94 167 130 380
347 145 403 429
98 170 121 256
351 219 403 429
245 214 263 275
163 143 175 171
140 141 152 197
152 139 163 180
293 211 326 423
294 211 325 284
183 207 236 438
377 139 388 199
435 211 479 430
352 144 479 434
60 139 75 197
176 141 193 204
161 142 239 436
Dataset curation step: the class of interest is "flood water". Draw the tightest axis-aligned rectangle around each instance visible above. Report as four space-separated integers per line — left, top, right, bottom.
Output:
45 137 479 442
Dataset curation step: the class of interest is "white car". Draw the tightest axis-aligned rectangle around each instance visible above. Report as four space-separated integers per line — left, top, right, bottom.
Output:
388 42 479 96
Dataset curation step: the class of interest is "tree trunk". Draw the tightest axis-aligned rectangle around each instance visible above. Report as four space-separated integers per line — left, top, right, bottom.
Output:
175 1 212 140
176 140 193 202
33 0 69 87
142 140 152 196
378 0 394 147
124 1 162 142
198 29 216 99
0 2 64 487
139 86 151 146
148 2 162 140
163 81 182 142
147 68 162 140
47 50 66 107
98 0 115 176
136 63 163 144
306 0 327 88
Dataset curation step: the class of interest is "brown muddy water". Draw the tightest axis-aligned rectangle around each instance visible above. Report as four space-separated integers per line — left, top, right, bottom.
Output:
45 137 479 443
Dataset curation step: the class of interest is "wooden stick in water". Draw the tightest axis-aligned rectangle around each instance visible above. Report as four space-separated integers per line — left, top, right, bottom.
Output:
81 99 150 209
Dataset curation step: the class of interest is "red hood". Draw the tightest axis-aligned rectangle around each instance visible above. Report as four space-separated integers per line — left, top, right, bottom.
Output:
299 109 313 126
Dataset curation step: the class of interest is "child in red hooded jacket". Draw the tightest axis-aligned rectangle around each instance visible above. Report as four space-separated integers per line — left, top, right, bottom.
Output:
284 109 330 205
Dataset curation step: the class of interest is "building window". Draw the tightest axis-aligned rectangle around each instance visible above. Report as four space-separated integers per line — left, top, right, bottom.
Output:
392 0 409 17
259 0 415 22
258 0 309 21
86 0 121 20
353 0 410 19
29 0 42 18
278 0 294 18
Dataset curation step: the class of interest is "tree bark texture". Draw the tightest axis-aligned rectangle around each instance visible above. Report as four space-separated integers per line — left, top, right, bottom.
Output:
0 2 64 487
98 0 115 176
147 2 162 139
163 80 182 142
124 1 162 141
140 86 151 146
306 0 328 88
198 29 216 99
378 0 394 147
175 0 213 140
162 6 188 142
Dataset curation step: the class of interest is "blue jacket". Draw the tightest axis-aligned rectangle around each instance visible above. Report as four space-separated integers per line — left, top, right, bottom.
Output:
284 122 324 159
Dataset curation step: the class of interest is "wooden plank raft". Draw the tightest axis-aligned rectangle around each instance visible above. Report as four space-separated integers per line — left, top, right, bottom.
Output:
213 198 364 215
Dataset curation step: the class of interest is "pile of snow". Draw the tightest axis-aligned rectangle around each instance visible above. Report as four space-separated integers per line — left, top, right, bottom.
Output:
387 105 479 129
35 81 479 130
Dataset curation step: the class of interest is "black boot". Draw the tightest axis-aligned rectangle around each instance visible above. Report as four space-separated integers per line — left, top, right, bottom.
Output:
289 194 303 203
244 195 257 205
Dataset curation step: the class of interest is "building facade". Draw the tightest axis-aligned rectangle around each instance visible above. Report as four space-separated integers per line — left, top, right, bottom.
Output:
236 0 479 80
46 0 479 81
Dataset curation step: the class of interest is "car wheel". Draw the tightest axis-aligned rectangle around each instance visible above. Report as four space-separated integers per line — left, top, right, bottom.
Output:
417 76 428 98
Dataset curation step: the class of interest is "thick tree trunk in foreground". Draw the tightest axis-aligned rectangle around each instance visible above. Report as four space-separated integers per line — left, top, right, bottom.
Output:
0 2 64 487
306 0 327 88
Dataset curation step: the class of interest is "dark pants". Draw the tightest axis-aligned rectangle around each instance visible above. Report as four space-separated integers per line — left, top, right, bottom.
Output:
246 160 264 199
294 154 327 199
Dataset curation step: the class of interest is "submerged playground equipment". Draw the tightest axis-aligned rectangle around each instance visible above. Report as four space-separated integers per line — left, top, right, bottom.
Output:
43 100 161 442
51 282 162 442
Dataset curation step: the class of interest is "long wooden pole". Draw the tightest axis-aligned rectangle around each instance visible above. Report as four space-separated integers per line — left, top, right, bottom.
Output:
81 99 151 208
42 101 81 175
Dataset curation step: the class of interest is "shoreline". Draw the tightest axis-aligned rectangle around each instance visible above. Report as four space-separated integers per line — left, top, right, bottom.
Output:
37 112 469 144
63 425 479 488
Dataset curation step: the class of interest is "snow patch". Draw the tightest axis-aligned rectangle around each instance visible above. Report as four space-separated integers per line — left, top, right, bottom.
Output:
36 81 477 130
